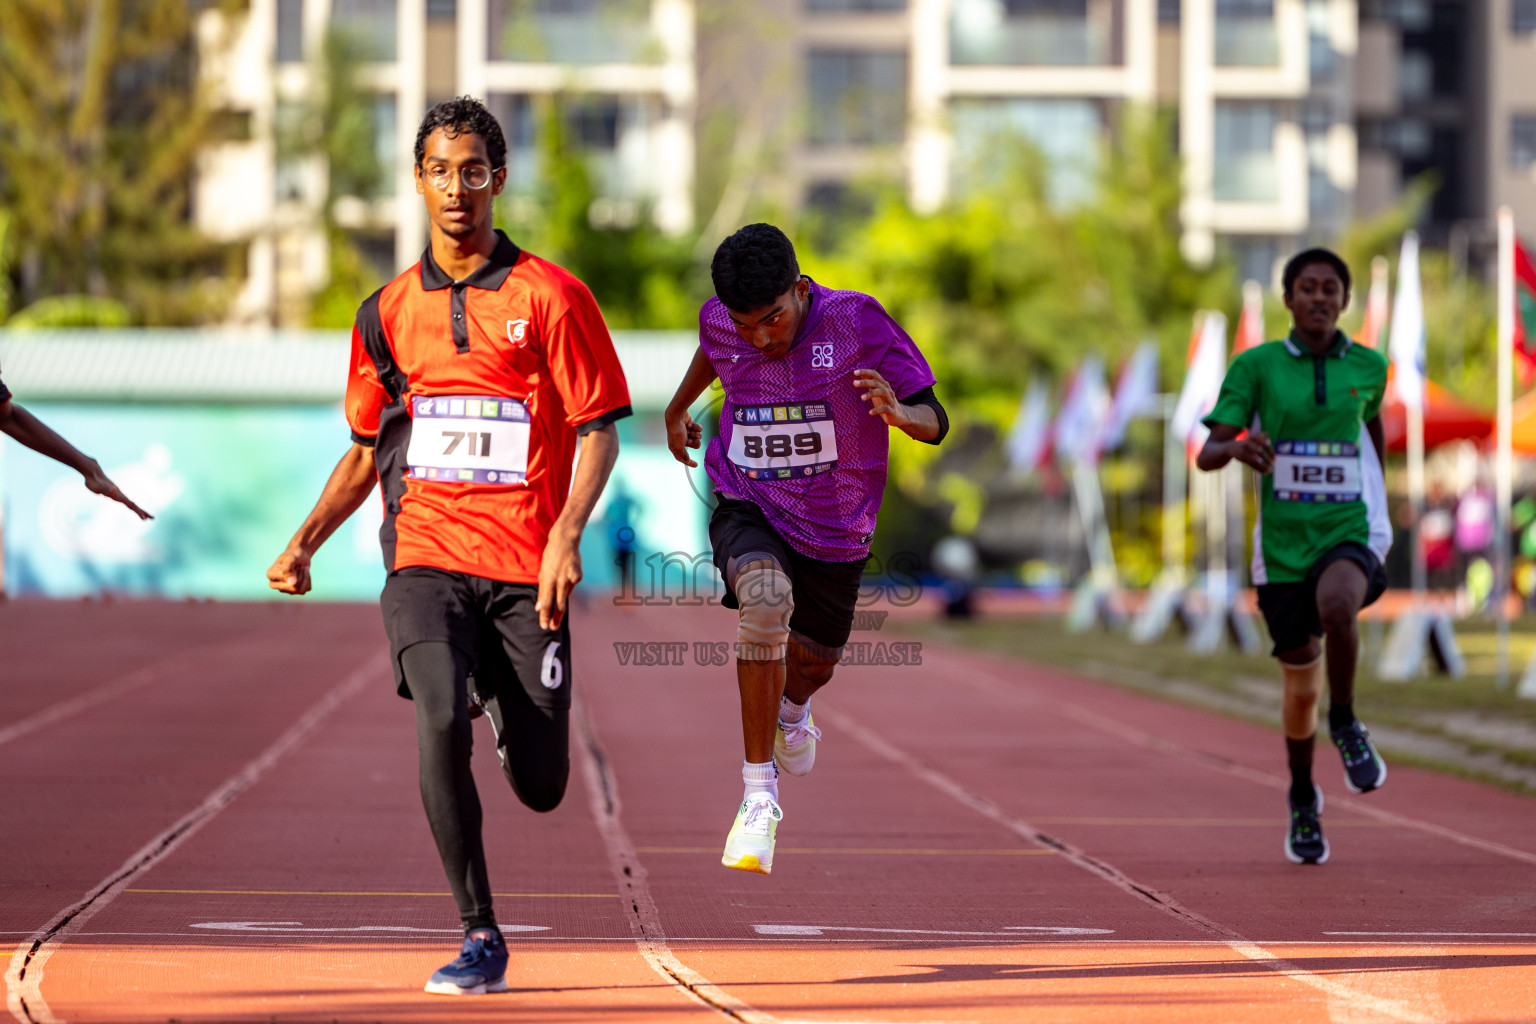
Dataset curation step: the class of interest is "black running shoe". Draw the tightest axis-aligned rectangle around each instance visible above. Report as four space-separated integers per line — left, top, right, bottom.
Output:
1330 719 1388 794
1285 785 1329 864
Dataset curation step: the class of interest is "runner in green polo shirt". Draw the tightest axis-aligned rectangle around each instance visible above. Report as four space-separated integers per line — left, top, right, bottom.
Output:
1198 247 1390 866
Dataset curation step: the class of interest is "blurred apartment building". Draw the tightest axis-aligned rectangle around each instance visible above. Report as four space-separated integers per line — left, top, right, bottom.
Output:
196 0 1536 324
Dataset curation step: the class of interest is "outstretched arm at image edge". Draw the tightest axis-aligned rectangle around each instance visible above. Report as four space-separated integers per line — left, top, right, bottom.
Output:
0 397 153 519
267 443 378 595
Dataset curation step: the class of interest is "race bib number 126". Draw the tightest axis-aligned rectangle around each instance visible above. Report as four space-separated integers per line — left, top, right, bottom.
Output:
1273 440 1361 502
728 401 839 480
407 395 531 485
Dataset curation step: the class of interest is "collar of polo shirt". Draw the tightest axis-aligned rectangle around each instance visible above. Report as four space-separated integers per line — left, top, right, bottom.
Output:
420 229 522 291
1282 328 1353 360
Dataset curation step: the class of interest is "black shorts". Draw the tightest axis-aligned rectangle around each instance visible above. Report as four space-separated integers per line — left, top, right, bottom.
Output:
1255 542 1388 656
379 567 572 709
709 494 867 653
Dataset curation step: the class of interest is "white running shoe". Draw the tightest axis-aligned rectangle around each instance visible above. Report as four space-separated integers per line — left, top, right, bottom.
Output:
774 711 822 776
721 793 782 874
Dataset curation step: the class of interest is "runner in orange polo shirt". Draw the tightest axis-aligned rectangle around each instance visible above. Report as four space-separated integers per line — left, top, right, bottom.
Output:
267 97 629 995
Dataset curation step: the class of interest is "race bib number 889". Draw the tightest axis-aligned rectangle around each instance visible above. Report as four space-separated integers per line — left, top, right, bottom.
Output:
407 395 531 485
728 401 838 480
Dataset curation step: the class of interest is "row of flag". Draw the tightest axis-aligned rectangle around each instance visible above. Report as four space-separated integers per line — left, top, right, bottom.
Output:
1009 227 1536 474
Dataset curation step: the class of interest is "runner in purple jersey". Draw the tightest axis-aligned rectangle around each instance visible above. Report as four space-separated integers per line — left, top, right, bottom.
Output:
664 224 949 874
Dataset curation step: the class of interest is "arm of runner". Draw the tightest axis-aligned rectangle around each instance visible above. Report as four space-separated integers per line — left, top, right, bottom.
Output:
538 422 619 630
267 442 377 596
663 345 717 467
1366 414 1386 470
0 397 152 519
853 369 941 441
1197 422 1274 473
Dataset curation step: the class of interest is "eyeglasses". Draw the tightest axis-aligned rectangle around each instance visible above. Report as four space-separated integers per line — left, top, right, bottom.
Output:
422 164 501 191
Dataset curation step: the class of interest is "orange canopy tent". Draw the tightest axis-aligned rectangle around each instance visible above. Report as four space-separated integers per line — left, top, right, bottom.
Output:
1509 388 1536 454
1378 369 1493 452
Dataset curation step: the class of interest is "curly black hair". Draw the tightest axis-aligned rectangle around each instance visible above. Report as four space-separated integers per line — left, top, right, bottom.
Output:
710 223 801 313
413 96 507 170
1282 247 1351 298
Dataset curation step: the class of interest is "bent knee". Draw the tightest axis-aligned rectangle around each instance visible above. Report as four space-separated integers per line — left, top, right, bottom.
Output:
736 564 793 661
513 761 570 813
1315 596 1357 634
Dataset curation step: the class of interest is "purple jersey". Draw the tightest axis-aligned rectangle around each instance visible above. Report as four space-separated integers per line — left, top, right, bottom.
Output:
701 280 936 561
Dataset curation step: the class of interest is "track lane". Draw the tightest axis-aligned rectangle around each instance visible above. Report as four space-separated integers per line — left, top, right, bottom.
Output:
7 601 1536 1022
578 602 1536 1023
0 604 384 940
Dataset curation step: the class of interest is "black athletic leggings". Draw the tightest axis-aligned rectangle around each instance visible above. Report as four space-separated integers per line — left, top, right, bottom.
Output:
401 641 569 932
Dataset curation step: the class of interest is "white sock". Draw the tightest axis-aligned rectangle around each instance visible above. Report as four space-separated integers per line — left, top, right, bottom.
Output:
779 695 809 725
742 759 779 802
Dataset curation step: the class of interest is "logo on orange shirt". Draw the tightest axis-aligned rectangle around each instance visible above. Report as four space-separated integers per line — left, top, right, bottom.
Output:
508 319 531 346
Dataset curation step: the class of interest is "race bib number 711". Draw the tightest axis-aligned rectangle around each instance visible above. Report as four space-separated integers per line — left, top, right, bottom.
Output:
407 395 531 485
728 401 839 480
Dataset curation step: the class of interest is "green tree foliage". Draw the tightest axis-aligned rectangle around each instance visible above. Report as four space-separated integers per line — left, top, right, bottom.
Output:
803 109 1234 424
276 28 394 329
0 0 242 325
496 96 701 330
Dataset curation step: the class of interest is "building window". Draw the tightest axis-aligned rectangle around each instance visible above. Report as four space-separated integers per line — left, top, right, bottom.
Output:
1157 0 1180 22
950 0 1118 67
1514 0 1536 33
1513 116 1536 172
373 94 398 196
332 0 398 62
950 97 1103 205
487 91 665 203
1227 237 1281 285
806 50 907 146
274 99 306 202
427 0 458 16
1215 0 1279 65
277 0 304 62
807 0 907 9
1214 102 1278 202
487 0 654 64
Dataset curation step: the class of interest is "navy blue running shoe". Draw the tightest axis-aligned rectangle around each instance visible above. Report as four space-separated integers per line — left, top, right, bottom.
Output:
1330 719 1388 794
424 927 508 995
1284 785 1329 865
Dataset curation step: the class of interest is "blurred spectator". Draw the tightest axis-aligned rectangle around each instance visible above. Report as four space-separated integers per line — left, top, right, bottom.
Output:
1454 485 1494 556
932 535 979 619
604 484 639 594
1423 485 1456 588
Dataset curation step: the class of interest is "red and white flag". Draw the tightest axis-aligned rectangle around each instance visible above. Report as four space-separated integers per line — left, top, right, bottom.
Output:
1051 355 1110 466
1233 280 1264 356
1005 378 1052 473
1093 341 1161 458
1357 255 1390 349
1170 310 1228 455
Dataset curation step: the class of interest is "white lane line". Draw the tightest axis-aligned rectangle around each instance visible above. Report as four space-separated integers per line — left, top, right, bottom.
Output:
1326 931 1536 938
0 645 222 750
574 687 780 1024
817 701 1442 1024
186 921 550 934
754 925 1113 937
938 648 1536 868
5 932 1533 947
4 651 387 1024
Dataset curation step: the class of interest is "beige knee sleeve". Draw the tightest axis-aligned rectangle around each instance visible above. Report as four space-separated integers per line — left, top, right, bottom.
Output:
1280 653 1324 740
736 566 793 662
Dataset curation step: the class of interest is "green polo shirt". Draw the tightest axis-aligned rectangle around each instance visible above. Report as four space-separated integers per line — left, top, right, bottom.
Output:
1203 330 1391 584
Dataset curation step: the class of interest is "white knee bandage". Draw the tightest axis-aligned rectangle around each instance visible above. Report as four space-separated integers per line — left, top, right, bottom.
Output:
736 566 793 662
1280 653 1324 740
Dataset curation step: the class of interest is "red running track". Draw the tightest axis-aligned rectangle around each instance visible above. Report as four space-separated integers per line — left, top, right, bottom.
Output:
2 597 1534 1022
